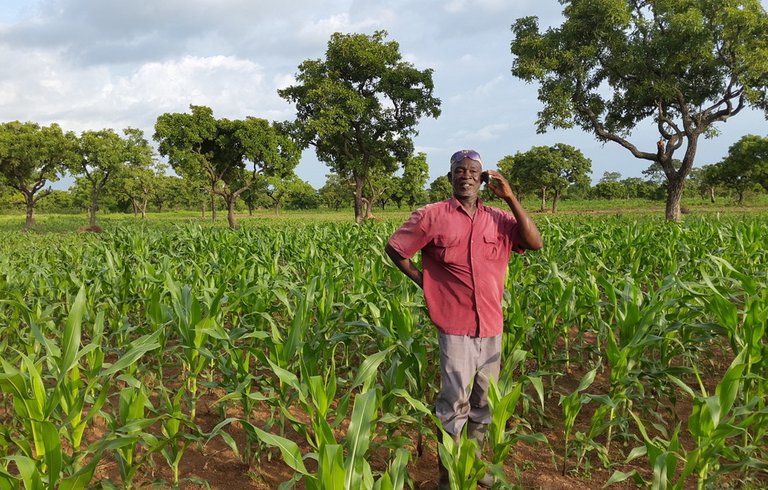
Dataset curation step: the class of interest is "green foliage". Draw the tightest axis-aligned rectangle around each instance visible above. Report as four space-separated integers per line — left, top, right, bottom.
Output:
428 175 452 202
71 127 154 228
0 213 767 488
715 134 768 202
502 144 592 212
0 121 78 228
319 173 355 210
511 0 768 220
279 30 441 222
390 152 430 209
154 105 300 228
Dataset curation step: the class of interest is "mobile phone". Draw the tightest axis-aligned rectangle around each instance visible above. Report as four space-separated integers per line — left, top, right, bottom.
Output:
481 171 489 184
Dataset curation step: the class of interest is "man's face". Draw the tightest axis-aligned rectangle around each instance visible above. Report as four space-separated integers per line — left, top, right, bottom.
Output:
450 157 483 198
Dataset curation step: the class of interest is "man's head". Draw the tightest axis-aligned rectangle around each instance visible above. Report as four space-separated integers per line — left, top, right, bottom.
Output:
449 149 484 199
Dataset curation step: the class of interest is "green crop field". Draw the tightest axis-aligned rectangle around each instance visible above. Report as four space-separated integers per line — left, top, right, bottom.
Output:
0 211 766 489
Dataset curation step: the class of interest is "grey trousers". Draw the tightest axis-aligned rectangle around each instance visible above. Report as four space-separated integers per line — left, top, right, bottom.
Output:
435 332 502 436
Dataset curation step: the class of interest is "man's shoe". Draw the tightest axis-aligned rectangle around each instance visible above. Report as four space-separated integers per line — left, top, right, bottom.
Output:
438 431 458 490
467 420 494 488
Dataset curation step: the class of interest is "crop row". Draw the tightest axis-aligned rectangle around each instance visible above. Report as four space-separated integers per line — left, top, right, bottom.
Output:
0 215 766 489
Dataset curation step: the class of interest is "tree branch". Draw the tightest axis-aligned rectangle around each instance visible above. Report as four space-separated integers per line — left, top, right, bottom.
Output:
579 106 658 161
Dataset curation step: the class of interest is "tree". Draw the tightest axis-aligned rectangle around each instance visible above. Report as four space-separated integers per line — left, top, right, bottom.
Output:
71 128 153 228
716 134 768 203
511 0 768 220
0 121 77 229
691 165 719 202
502 144 591 213
592 171 626 200
319 173 354 210
154 105 300 228
285 178 319 210
359 165 402 216
262 174 317 214
391 152 430 209
279 30 441 223
112 163 166 218
428 175 452 202
36 190 75 213
620 176 661 199
149 174 190 212
497 155 527 199
601 171 622 183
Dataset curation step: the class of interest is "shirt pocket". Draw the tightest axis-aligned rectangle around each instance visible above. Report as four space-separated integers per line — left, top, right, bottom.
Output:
433 234 461 263
483 232 506 261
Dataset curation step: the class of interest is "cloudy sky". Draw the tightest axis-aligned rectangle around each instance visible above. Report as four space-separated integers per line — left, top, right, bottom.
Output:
1 0 766 189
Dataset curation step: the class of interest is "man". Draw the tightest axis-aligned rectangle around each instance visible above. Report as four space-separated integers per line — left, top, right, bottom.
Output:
385 149 543 488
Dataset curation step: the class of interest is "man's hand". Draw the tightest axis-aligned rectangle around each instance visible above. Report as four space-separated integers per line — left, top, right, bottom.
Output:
484 170 543 251
485 170 515 200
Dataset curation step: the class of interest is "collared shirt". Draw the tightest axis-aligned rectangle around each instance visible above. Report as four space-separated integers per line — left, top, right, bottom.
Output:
388 197 524 337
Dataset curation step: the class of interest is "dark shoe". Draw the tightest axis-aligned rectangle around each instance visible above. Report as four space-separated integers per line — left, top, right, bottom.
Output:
466 421 494 488
438 431 458 490
438 460 450 490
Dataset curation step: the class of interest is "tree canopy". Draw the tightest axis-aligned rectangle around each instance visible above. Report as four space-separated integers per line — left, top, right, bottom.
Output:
71 128 153 228
279 30 441 223
506 144 591 213
0 121 77 228
715 134 768 202
154 105 300 228
511 0 768 220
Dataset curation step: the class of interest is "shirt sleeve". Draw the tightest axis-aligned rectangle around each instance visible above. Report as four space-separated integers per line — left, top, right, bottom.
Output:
388 208 432 259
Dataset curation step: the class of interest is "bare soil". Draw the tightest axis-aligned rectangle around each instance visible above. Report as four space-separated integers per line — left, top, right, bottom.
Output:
80 331 763 489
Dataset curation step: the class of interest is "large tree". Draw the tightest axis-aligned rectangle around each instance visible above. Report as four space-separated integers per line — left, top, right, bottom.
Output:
72 128 153 228
0 121 77 229
279 30 441 223
154 105 300 228
511 0 768 220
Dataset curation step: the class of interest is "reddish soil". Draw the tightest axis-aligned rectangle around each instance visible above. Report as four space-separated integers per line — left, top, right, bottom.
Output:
29 331 764 489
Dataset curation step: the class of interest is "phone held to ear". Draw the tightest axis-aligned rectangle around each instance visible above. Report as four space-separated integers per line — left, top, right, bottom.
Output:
481 171 489 184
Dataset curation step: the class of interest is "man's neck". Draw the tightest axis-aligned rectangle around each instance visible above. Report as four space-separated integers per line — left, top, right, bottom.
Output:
455 195 478 217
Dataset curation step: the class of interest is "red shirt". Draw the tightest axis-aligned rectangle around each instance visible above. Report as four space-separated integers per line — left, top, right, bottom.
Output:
388 197 524 337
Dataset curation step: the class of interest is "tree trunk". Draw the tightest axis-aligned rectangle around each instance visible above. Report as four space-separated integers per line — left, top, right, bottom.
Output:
210 193 217 222
540 187 547 212
140 199 148 219
708 186 715 203
90 191 98 227
354 175 365 223
24 192 35 230
361 197 375 220
226 196 237 229
552 189 560 214
665 177 685 221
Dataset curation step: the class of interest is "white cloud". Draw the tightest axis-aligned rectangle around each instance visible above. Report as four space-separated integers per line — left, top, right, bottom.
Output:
1 0 766 190
454 122 510 142
297 11 390 44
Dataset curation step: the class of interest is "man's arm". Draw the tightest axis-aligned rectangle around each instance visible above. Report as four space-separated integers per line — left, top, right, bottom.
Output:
385 243 424 288
486 170 544 251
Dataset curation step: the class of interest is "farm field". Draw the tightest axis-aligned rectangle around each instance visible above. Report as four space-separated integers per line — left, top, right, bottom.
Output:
0 211 766 489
